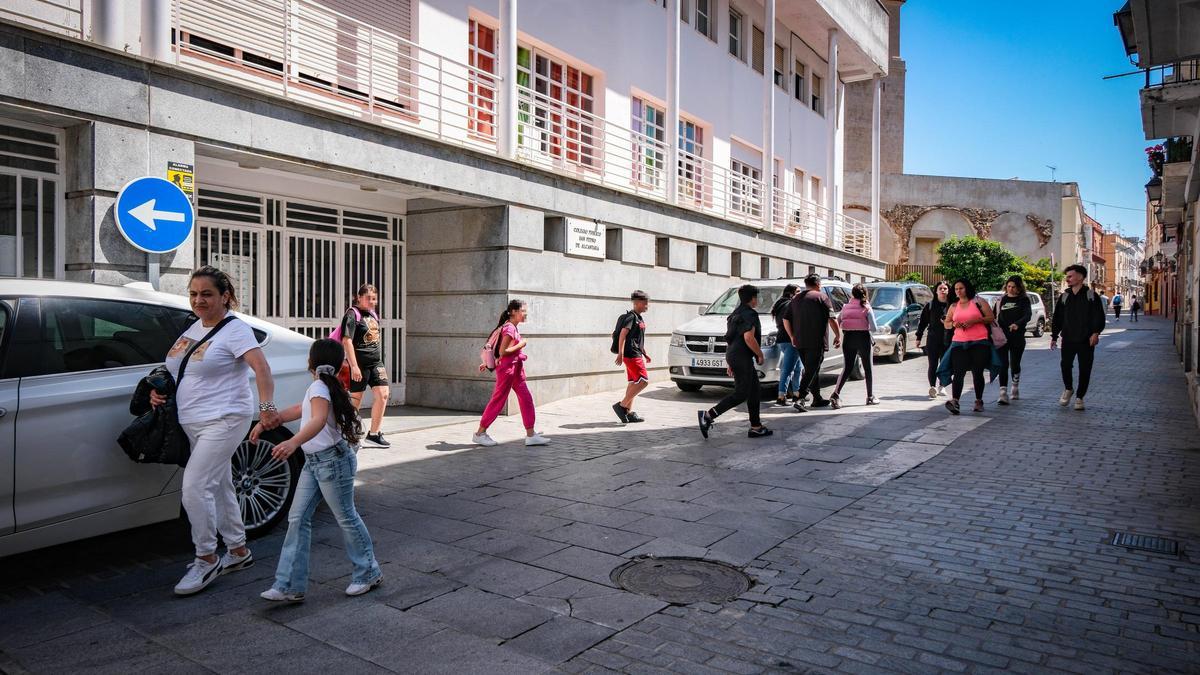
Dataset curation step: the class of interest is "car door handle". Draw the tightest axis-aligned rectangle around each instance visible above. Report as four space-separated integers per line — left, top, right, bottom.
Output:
0 408 7 419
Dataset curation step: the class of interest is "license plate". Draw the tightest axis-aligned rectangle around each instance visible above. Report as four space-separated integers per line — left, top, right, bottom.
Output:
691 357 725 369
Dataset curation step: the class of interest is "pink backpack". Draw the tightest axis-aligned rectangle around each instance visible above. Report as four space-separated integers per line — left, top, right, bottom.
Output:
480 326 503 372
329 307 378 342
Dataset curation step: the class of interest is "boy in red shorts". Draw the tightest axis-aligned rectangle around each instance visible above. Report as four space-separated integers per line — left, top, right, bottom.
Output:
612 290 651 423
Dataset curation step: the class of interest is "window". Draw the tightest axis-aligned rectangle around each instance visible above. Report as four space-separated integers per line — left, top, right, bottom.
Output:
760 257 770 279
677 118 705 204
793 61 806 102
467 20 498 139
811 73 823 114
695 0 714 39
825 286 849 310
731 251 742 278
728 8 743 58
696 245 709 273
729 159 762 217
751 26 764 74
774 44 786 89
655 237 670 267
631 97 705 202
786 261 795 278
0 123 60 279
518 47 598 168
810 176 822 205
12 298 195 377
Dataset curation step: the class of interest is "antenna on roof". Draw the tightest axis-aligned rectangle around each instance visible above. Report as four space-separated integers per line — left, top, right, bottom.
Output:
1045 165 1058 182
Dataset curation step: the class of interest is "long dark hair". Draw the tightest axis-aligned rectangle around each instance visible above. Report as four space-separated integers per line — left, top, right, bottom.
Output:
1005 275 1027 295
953 278 977 300
772 284 798 318
309 339 362 444
851 283 867 301
190 266 239 310
492 299 525 358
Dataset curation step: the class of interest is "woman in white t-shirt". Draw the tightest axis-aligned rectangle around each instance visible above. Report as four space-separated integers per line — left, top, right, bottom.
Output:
251 338 383 602
152 266 281 596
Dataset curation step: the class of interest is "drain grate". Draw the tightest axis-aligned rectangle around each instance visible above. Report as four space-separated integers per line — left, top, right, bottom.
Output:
611 557 751 605
1110 532 1179 556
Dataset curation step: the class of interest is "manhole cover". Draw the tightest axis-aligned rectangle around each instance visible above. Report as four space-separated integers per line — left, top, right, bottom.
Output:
1111 532 1180 556
611 557 751 604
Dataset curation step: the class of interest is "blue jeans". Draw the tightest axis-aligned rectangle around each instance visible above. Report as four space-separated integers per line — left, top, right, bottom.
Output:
777 342 804 396
273 440 381 595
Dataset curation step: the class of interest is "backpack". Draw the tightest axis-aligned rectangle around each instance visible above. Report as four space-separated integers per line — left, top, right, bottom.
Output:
329 307 379 342
609 311 635 354
1058 287 1097 306
974 297 1007 348
480 326 503 372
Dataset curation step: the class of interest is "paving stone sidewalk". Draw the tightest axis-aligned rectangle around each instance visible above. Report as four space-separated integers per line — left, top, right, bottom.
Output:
1 317 1197 674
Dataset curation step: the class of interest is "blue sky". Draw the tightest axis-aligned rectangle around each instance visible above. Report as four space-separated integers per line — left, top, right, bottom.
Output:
901 0 1149 238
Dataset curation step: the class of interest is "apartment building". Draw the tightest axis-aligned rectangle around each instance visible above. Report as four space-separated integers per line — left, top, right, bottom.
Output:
0 0 889 410
1100 230 1143 298
1115 0 1200 422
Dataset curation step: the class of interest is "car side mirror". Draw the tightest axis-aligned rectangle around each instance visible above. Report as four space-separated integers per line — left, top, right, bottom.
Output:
697 306 705 315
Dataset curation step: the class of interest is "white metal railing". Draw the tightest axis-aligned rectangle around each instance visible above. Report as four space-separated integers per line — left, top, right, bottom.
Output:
1 0 83 39
166 0 873 257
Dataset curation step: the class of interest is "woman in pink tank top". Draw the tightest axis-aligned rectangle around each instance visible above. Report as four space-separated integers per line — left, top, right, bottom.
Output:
942 279 995 414
830 284 878 408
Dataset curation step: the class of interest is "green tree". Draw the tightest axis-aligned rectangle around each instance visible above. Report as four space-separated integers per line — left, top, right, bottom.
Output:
1011 257 1063 289
898 271 924 283
934 236 1017 292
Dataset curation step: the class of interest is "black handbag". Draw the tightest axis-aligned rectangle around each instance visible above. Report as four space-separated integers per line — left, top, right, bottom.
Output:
118 317 236 467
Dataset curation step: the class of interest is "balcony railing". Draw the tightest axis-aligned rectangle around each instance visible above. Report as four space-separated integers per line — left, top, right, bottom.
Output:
12 0 872 258
1145 59 1200 88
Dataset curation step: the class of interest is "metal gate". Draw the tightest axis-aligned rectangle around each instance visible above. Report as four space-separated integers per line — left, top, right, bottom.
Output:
195 188 406 403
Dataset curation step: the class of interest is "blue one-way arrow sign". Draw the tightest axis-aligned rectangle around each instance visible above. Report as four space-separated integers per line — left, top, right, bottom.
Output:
115 176 195 254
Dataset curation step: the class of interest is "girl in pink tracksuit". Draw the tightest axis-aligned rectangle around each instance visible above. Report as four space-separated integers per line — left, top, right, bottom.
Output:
472 300 549 447
830 284 879 409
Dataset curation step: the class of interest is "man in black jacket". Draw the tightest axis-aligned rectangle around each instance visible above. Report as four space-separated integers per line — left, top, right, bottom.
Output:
1051 264 1106 411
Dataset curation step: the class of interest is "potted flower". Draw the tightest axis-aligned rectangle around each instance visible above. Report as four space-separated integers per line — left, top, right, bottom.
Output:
1146 144 1165 175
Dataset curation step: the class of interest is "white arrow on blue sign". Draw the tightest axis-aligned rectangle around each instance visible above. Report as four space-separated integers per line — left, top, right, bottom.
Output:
114 176 196 254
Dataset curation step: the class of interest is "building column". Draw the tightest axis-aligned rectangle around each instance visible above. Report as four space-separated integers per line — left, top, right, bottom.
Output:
825 29 838 244
140 0 172 61
665 0 681 204
761 0 775 231
498 0 518 159
93 0 125 51
870 74 881 259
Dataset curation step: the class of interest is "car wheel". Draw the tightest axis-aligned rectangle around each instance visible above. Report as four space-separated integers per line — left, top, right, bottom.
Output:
889 333 906 364
676 382 703 393
1032 318 1045 337
850 358 865 381
233 426 302 538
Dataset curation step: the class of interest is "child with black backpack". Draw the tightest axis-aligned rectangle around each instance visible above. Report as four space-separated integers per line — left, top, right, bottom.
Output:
611 291 651 424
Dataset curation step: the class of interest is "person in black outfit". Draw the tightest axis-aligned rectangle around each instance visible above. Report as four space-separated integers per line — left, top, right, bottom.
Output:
916 280 952 399
783 274 841 412
994 275 1032 405
770 284 803 405
1131 296 1141 322
1051 264 1106 411
697 285 773 439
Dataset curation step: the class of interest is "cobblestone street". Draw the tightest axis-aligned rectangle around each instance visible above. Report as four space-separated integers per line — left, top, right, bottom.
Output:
1 316 1198 674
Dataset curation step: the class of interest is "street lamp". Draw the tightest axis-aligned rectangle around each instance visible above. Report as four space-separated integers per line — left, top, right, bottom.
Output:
1146 175 1163 202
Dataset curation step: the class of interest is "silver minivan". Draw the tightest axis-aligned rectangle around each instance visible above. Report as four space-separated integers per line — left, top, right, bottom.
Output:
0 280 314 557
667 278 861 392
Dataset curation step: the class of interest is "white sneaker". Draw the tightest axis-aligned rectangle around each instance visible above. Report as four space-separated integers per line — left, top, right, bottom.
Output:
345 576 384 596
260 588 304 603
998 389 1010 405
1059 389 1074 406
1074 398 1085 411
936 386 947 397
472 432 498 447
525 433 550 446
1011 383 1020 400
220 549 254 575
174 558 222 596
928 386 938 399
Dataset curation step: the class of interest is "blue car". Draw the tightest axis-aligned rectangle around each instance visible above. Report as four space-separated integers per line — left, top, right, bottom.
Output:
865 282 933 363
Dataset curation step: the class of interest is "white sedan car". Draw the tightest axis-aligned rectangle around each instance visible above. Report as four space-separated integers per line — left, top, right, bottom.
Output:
0 280 314 557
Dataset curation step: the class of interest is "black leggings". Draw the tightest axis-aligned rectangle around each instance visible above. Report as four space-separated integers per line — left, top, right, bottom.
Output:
951 343 989 401
833 331 873 397
711 350 761 427
925 340 947 387
997 333 1026 387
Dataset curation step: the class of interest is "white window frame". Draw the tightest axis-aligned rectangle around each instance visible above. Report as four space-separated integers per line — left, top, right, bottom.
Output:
695 0 715 40
793 60 806 102
728 7 743 60
730 158 762 217
0 118 65 280
811 73 824 115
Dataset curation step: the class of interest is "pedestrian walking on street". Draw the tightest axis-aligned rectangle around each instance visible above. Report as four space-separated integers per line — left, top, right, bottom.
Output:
473 300 549 447
995 275 1031 404
256 339 383 603
1112 291 1124 322
784 274 841 412
1131 296 1142 322
697 284 773 439
917 280 952 399
1051 264 1106 411
829 284 878 409
612 290 651 424
771 284 803 405
340 284 391 448
939 278 997 415
154 266 281 596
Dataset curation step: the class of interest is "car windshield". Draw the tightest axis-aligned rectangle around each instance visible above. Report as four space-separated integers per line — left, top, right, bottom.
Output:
705 286 788 315
867 287 904 311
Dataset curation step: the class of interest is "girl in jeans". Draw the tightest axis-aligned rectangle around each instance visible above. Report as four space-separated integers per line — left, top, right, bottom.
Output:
254 339 382 602
830 284 878 409
771 284 804 405
155 266 281 597
473 300 549 447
